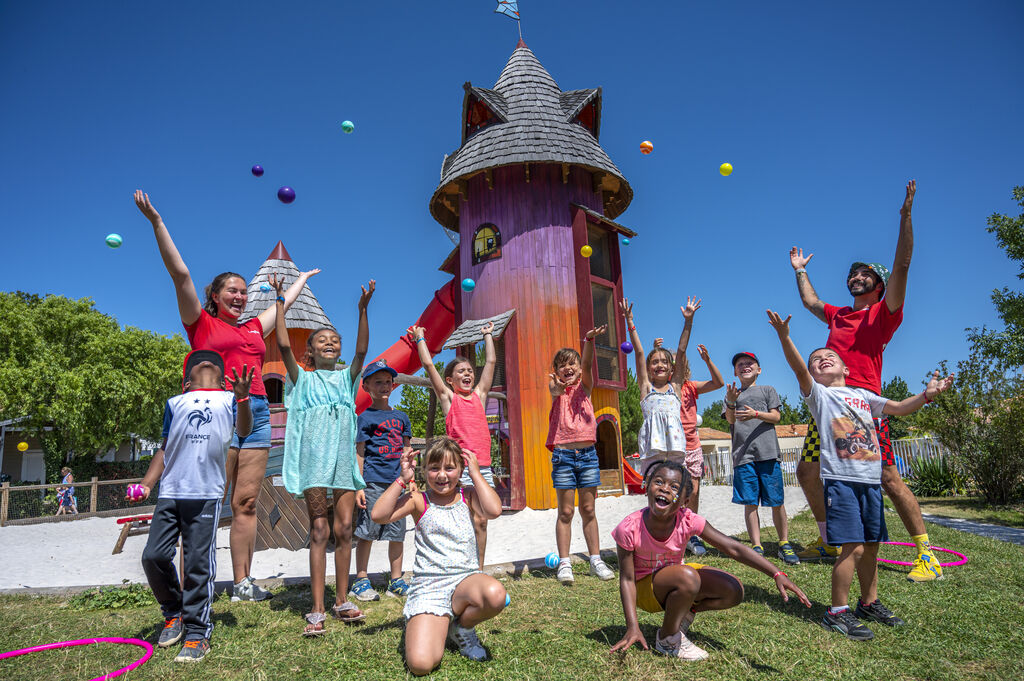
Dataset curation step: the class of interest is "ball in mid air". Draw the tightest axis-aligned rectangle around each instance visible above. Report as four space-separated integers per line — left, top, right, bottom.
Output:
277 186 296 203
620 341 633 354
640 141 653 155
341 120 355 134
580 245 593 258
461 278 476 292
719 163 733 176
251 164 264 177
105 233 122 248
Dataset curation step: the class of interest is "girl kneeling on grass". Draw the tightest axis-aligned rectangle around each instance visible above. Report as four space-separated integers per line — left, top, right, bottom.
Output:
372 437 506 676
611 460 811 661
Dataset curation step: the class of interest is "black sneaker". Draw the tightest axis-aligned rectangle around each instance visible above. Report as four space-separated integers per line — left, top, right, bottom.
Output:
173 638 210 663
157 616 183 648
821 608 874 641
855 599 905 627
777 541 800 565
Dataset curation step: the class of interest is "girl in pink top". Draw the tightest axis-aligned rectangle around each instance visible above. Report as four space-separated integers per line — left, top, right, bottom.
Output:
611 460 810 661
546 326 615 584
410 320 496 568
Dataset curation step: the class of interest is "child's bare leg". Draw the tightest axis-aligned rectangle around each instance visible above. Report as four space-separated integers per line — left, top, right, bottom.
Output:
388 540 404 581
554 488 577 558
652 564 700 637
689 567 744 613
355 539 372 580
451 573 507 628
305 488 331 614
744 505 762 547
577 487 600 556
771 504 789 544
404 613 449 676
797 460 827 524
685 477 701 513
332 490 356 605
857 542 881 604
832 542 863 607
473 516 488 568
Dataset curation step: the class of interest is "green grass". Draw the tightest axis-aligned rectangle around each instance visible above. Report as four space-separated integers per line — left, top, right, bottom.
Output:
912 496 1024 529
2 512 1023 681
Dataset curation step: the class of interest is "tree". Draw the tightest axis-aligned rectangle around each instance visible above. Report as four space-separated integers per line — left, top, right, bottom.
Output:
777 395 811 425
881 375 915 440
700 399 730 434
395 362 445 439
971 186 1024 364
0 292 190 481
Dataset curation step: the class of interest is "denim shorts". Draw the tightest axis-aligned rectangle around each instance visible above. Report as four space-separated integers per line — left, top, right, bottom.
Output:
355 483 408 542
231 394 272 449
459 465 495 488
824 479 889 545
551 446 601 490
732 459 784 507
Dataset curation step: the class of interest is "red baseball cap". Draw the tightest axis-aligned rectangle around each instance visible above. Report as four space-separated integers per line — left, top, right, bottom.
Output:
731 352 759 367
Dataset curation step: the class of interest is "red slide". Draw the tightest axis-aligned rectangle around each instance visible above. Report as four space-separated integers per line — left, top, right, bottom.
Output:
623 455 645 495
354 278 457 413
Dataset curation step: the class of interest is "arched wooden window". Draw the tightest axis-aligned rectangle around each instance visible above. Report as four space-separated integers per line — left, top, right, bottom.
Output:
472 223 502 265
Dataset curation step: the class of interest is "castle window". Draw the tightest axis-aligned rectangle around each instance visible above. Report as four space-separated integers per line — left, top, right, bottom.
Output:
465 97 500 140
472 223 502 265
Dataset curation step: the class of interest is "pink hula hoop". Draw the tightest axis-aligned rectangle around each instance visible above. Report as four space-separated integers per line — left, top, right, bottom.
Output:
0 637 153 680
876 541 969 567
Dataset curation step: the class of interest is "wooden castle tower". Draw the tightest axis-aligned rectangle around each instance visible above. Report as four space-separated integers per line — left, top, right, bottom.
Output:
429 41 637 511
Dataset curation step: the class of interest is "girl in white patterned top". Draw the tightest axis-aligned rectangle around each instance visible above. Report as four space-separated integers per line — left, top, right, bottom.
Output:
372 437 506 676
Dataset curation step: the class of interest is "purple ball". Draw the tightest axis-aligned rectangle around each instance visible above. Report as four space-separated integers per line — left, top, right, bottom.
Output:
251 164 264 177
620 341 634 354
277 186 296 204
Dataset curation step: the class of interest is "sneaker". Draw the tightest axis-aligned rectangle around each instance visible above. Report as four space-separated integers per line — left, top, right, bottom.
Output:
231 576 272 602
797 537 838 561
687 537 708 557
589 559 615 581
348 577 380 602
157 616 183 648
906 552 943 583
821 608 874 641
855 599 905 627
173 638 210 663
448 621 487 661
557 562 575 585
654 630 709 661
751 545 764 556
386 577 410 598
777 542 801 565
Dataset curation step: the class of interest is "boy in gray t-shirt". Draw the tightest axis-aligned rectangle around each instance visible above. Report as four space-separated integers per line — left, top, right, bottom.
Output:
723 352 798 565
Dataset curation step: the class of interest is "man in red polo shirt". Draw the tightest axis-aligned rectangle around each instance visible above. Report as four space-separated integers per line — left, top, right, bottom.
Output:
789 180 942 583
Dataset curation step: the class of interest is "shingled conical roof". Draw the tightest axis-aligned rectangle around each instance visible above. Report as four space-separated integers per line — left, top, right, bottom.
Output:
239 241 334 330
429 42 632 230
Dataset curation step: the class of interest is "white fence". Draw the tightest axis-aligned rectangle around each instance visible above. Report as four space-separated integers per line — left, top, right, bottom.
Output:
702 437 947 487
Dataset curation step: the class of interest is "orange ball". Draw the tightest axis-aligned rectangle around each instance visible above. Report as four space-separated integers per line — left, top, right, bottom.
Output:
640 141 654 155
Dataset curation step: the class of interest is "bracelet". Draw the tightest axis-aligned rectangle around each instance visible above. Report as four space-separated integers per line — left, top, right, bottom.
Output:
772 570 787 579
396 478 408 489
923 392 933 404
628 325 636 331
754 410 760 419
276 296 285 303
482 331 493 336
583 336 592 343
795 268 806 274
236 396 250 404
725 402 736 409
415 337 426 343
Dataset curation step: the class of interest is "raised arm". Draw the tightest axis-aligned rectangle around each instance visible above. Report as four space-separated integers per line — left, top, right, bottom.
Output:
690 344 725 395
228 365 254 438
348 280 375 378
474 321 497 399
619 298 649 395
789 247 828 324
409 325 453 409
885 180 915 313
672 297 701 384
370 448 422 524
581 325 606 394
767 309 814 395
270 275 301 383
256 269 321 337
884 370 953 416
134 190 202 326
724 383 740 425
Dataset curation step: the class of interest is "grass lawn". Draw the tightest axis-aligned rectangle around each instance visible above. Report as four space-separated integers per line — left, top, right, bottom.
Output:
2 511 1023 681
911 496 1024 529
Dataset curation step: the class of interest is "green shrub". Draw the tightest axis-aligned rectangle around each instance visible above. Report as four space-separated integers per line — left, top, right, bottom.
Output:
908 454 968 497
67 580 155 611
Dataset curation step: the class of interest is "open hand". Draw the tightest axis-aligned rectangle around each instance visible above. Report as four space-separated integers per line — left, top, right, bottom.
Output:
228 364 253 399
924 370 954 400
790 247 813 271
619 298 634 320
610 626 649 653
736 406 758 421
902 179 916 214
408 325 426 342
775 573 812 608
681 296 702 319
766 309 792 337
399 447 417 484
697 344 710 362
358 280 376 310
549 372 567 395
133 190 162 224
269 274 286 296
726 382 740 403
586 324 607 340
652 337 664 349
299 268 321 280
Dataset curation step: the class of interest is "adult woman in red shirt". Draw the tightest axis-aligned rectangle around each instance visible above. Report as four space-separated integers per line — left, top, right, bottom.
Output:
135 190 318 601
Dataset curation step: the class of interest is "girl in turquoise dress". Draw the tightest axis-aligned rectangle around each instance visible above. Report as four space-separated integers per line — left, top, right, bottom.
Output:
275 276 374 636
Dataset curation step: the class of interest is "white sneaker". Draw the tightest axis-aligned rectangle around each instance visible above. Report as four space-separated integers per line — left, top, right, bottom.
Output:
557 562 575 584
231 576 272 602
654 630 708 661
589 558 615 581
448 622 487 661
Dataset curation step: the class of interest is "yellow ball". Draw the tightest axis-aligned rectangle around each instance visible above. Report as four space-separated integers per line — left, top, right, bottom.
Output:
17 441 28 452
720 162 733 176
581 245 593 258
640 140 653 155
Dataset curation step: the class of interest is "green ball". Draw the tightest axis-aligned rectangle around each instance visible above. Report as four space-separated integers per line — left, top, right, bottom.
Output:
105 233 123 248
341 120 355 134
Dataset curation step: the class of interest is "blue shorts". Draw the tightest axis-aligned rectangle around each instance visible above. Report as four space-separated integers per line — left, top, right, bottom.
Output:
355 483 408 542
732 460 784 507
232 395 272 449
824 479 888 545
551 446 601 490
459 465 495 488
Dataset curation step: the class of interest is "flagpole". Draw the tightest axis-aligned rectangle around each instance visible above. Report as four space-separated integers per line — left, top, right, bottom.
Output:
517 2 523 40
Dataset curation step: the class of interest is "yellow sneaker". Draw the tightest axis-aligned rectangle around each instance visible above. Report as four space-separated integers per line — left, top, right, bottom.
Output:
796 537 838 561
907 552 943 582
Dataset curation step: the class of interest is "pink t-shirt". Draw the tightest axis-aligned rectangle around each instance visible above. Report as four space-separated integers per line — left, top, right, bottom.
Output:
612 508 707 580
445 392 492 466
184 310 267 396
678 381 701 451
546 382 597 450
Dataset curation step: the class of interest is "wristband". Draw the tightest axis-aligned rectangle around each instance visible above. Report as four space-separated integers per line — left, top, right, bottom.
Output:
923 392 933 404
725 402 736 409
235 396 250 404
415 337 426 343
772 571 787 579
754 410 759 419
482 331 493 336
795 268 806 274
583 336 592 343
276 296 285 303
628 325 636 331
396 478 408 490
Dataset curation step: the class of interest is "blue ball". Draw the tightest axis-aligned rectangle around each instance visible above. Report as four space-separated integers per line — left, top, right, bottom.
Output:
621 237 630 245
251 164 264 177
461 278 476 292
259 283 272 293
504 593 510 607
105 233 122 249
341 120 355 134
544 552 559 569
620 341 634 354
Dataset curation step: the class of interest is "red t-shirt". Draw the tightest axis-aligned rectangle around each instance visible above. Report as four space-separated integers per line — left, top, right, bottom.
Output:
823 300 903 395
184 310 267 396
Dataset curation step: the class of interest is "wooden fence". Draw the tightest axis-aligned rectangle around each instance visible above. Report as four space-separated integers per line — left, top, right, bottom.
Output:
0 477 151 526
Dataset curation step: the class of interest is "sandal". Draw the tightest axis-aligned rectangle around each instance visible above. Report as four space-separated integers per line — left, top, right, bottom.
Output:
331 601 366 623
302 612 327 637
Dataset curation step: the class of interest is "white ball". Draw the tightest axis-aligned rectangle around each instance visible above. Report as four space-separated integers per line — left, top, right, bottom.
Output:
696 413 703 427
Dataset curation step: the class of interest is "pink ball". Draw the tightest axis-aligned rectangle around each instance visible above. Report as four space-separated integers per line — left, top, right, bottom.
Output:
127 484 145 501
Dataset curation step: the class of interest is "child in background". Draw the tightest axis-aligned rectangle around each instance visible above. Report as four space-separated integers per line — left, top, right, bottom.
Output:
611 460 810 661
56 467 77 515
409 321 496 568
350 359 413 602
277 277 375 636
130 350 253 663
547 326 615 585
372 438 506 675
767 309 953 640
723 352 798 565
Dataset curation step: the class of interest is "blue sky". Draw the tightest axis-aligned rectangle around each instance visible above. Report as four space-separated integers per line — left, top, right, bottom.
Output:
2 1 1022 405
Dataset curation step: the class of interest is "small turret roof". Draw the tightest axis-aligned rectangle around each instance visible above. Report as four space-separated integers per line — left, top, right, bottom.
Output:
239 241 334 331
